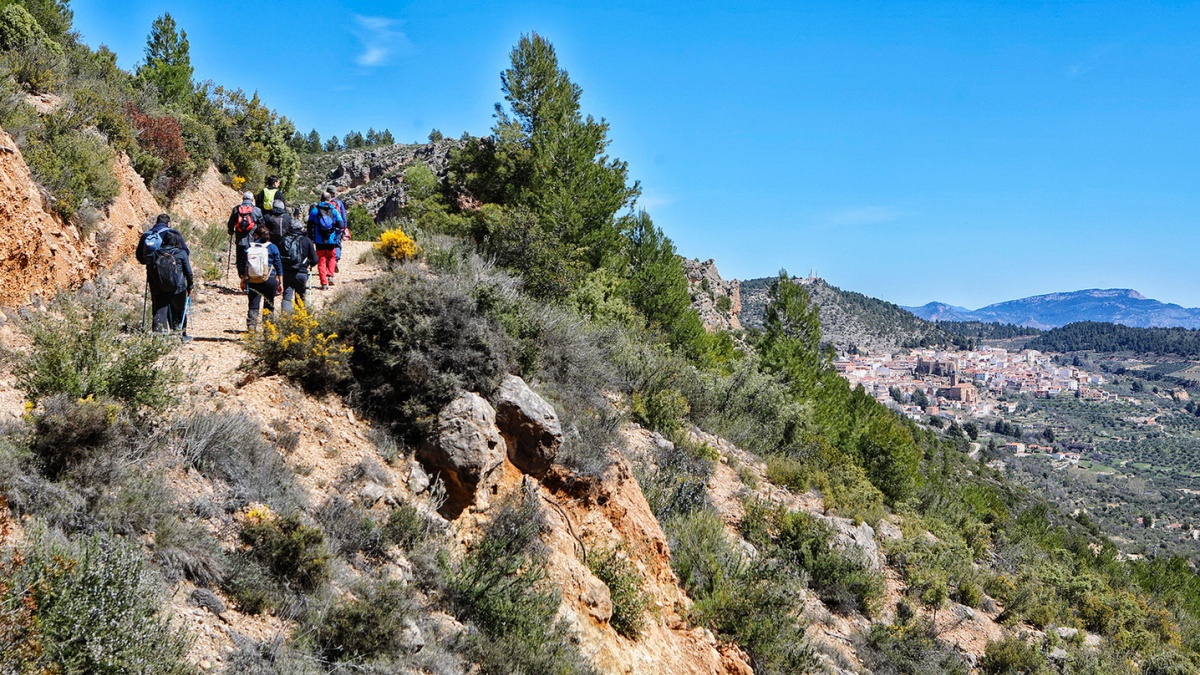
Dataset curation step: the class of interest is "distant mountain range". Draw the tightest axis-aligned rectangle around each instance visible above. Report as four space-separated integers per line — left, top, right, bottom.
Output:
904 289 1200 330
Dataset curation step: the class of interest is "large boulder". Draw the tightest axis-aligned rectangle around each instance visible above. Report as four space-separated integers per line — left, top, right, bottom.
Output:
494 375 562 477
420 392 506 517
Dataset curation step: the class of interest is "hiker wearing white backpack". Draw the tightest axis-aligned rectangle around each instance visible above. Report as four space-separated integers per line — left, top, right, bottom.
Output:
236 223 284 330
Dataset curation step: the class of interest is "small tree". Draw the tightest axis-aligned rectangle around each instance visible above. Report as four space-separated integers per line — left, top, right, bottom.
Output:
136 13 194 106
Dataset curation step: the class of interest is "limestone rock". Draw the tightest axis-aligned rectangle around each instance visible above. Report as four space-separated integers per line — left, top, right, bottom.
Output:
580 573 613 624
398 618 425 653
827 517 882 571
682 258 741 332
306 140 462 222
419 392 506 517
494 375 562 476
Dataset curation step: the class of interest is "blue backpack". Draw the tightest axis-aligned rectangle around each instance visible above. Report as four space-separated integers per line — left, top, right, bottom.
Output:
310 203 341 245
139 226 164 264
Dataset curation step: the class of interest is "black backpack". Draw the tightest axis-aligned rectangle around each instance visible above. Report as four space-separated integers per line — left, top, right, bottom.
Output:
280 231 308 271
149 248 187 294
263 211 286 243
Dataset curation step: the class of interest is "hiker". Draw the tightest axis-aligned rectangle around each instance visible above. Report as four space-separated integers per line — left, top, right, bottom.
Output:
136 213 189 263
307 194 345 290
280 219 317 313
227 191 263 237
262 198 292 245
256 175 282 212
236 223 283 330
323 188 349 272
137 218 193 334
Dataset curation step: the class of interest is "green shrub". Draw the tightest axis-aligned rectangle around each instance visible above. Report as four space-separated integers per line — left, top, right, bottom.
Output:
769 507 885 616
239 512 329 592
28 394 123 480
347 203 383 241
633 435 713 521
24 121 120 222
630 387 689 435
222 552 276 615
447 495 596 674
316 496 382 557
667 510 814 674
17 532 193 674
586 546 650 638
12 292 181 409
334 268 515 438
980 636 1046 674
956 581 985 609
308 579 415 663
383 501 438 551
859 618 970 675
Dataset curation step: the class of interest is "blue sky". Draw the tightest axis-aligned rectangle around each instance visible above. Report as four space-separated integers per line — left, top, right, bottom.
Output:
72 1 1200 308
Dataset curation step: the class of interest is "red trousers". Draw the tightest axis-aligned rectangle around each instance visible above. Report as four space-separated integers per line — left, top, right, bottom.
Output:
316 248 337 285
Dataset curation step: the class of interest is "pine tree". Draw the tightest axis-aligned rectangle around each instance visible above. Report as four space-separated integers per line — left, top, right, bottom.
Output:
136 13 193 106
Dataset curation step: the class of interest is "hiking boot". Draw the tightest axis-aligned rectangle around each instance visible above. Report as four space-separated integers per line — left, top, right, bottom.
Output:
328 279 335 287
320 284 328 291
335 263 340 273
180 335 194 344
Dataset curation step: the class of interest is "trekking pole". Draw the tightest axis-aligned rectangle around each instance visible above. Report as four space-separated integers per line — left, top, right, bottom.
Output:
181 293 192 340
141 280 149 332
225 234 234 282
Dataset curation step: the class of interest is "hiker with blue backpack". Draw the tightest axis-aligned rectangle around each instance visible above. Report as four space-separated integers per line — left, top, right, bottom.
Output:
323 188 349 272
307 193 345 290
135 214 193 336
236 222 284 330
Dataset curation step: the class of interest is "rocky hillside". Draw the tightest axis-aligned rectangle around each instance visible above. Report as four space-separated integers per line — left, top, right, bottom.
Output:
0 125 159 307
682 258 741 331
739 276 966 354
295 140 463 220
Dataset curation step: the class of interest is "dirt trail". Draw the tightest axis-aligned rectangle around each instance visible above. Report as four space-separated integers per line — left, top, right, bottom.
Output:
179 239 379 389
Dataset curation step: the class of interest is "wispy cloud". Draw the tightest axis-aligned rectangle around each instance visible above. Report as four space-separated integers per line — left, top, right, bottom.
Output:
1066 45 1117 78
636 190 673 210
353 14 413 67
817 205 902 229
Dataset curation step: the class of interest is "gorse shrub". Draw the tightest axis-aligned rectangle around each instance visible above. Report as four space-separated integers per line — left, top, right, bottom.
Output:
238 508 329 592
859 617 970 675
12 292 182 409
243 302 352 393
28 394 123 480
376 225 419 261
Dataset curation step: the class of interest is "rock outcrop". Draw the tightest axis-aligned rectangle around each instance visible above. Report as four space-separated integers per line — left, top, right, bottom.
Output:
170 165 241 223
420 392 507 517
300 140 462 221
683 258 741 332
494 375 562 477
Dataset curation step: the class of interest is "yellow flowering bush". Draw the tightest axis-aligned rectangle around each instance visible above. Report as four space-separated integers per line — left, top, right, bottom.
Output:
243 301 353 392
231 175 246 192
375 226 419 261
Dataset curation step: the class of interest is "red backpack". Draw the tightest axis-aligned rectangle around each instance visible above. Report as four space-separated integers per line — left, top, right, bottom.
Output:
234 204 257 235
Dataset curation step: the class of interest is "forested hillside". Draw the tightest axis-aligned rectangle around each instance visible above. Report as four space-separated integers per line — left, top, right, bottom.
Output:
3 5 1200 675
1030 321 1200 357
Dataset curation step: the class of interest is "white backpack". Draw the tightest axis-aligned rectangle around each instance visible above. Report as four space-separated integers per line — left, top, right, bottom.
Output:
246 242 271 283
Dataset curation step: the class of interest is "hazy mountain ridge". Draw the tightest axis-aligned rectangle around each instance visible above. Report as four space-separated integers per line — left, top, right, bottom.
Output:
905 288 1200 329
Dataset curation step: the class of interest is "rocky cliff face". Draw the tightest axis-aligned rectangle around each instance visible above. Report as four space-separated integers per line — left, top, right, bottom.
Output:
169 165 242 224
683 258 741 332
0 127 160 307
300 140 462 220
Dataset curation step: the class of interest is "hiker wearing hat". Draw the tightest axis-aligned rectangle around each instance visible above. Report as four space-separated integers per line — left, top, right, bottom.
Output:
227 191 263 237
262 197 293 245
